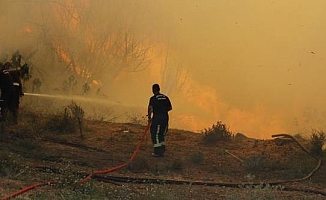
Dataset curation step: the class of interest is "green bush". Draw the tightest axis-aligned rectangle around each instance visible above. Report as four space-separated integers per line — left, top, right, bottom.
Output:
201 121 233 144
309 129 326 155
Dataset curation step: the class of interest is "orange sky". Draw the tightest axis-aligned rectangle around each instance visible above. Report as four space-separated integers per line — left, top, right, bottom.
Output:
1 0 326 138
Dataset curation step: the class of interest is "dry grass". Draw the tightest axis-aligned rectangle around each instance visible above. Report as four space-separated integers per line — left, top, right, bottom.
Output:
0 99 325 199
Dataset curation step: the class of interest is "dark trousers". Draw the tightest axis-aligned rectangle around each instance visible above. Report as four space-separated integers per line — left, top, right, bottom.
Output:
0 91 18 123
150 115 168 156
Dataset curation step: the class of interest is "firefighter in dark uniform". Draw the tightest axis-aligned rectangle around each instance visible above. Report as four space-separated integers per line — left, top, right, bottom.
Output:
4 62 24 124
147 84 172 157
0 62 15 122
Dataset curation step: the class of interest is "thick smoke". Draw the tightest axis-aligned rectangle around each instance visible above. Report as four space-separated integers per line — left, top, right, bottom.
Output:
1 0 326 139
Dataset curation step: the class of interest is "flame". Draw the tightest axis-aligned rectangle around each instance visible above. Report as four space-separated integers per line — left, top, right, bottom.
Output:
53 42 72 66
91 79 101 86
155 66 288 138
22 26 32 33
12 0 291 139
50 27 288 139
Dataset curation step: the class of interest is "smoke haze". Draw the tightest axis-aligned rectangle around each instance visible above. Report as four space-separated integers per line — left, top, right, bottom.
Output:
1 0 326 138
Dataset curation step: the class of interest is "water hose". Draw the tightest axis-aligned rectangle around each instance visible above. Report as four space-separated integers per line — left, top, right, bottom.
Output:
2 122 151 199
2 131 324 198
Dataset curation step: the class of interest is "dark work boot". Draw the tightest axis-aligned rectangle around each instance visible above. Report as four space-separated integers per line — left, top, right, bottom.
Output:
153 147 164 157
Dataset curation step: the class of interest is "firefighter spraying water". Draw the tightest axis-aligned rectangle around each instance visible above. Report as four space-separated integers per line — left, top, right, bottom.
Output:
0 51 30 124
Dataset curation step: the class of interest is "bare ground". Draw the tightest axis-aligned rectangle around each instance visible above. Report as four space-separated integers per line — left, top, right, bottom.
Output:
0 113 326 199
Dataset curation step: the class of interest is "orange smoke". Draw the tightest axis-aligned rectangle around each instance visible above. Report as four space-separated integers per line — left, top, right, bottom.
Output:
51 0 88 29
161 71 288 139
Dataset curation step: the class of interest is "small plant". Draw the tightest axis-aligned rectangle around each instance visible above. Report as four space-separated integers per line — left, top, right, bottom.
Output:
244 155 264 171
68 101 85 139
309 129 326 155
68 101 84 118
87 107 117 122
46 108 76 134
126 112 147 125
46 101 85 138
201 121 233 144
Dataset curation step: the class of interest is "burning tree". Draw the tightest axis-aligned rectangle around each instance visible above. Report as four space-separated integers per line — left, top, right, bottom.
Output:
2 0 153 94
1 0 192 100
51 0 153 89
159 48 189 98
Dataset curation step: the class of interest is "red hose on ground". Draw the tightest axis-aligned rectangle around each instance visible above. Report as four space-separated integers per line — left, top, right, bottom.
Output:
2 181 55 200
129 122 151 162
2 122 151 199
80 121 150 182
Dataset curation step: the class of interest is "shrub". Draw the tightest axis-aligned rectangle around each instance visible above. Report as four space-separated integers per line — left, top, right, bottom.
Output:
68 101 85 139
244 155 264 171
87 107 116 122
309 129 326 155
201 121 233 144
126 112 147 125
68 101 85 120
45 101 85 136
46 108 77 134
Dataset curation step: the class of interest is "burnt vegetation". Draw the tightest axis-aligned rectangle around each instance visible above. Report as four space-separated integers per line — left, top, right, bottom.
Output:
309 129 326 156
0 101 325 199
201 121 234 144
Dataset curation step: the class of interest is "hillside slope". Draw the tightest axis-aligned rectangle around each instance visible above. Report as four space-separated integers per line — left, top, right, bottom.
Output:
0 111 325 199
